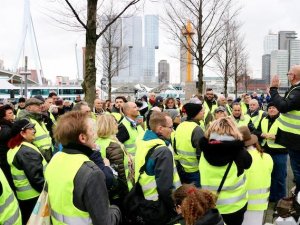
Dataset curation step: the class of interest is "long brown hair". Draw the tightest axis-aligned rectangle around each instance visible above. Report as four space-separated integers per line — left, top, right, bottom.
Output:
173 184 216 225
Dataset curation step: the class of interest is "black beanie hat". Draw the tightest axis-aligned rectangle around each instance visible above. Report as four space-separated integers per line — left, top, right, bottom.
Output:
267 102 276 109
183 103 203 119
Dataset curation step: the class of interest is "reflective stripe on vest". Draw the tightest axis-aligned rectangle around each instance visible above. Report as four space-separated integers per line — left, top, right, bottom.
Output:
52 208 92 225
122 118 144 156
261 117 285 148
30 118 52 151
175 121 200 173
0 168 22 225
7 142 47 200
199 154 247 214
246 149 273 211
45 153 92 223
135 139 181 202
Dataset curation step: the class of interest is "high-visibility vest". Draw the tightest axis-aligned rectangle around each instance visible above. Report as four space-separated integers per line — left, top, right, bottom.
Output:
204 101 218 121
7 141 47 200
240 102 248 115
245 149 273 210
277 86 300 135
111 112 122 123
121 118 144 157
261 117 285 148
174 121 200 173
200 154 248 214
250 110 264 129
135 139 181 201
96 137 133 190
0 168 22 225
29 118 52 153
232 114 251 127
225 104 232 115
49 111 56 124
45 152 92 225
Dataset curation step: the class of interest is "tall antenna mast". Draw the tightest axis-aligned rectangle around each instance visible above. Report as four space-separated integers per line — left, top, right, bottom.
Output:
14 0 43 85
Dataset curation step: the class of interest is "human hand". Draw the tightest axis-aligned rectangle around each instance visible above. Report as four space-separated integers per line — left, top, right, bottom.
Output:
103 158 110 166
270 75 280 88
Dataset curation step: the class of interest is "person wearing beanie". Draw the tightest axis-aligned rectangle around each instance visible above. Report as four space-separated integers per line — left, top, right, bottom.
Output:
7 119 47 223
173 103 205 187
164 108 181 130
257 102 287 202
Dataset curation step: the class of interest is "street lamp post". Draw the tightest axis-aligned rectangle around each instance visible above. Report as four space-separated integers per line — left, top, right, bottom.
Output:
20 56 31 98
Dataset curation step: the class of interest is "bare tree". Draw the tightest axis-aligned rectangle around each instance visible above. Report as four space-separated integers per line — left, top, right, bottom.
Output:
164 0 238 94
98 4 129 100
58 0 142 106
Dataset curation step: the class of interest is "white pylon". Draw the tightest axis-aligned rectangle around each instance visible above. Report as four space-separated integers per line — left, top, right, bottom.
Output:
14 0 43 85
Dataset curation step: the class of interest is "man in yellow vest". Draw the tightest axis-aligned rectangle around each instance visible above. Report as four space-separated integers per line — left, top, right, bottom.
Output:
117 102 144 157
258 102 288 202
203 88 218 126
270 65 300 196
231 102 256 133
135 111 181 224
217 95 232 115
45 111 121 225
18 97 53 162
111 96 127 123
174 102 205 187
240 93 251 115
16 97 26 118
247 99 266 129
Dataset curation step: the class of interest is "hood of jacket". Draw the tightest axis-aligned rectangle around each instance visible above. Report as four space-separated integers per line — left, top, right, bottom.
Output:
195 209 224 225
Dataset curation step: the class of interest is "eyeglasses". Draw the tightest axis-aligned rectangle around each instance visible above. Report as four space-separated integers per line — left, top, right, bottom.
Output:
287 73 295 76
164 126 174 130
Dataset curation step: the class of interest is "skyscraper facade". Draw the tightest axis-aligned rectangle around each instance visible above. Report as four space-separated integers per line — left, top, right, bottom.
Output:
262 54 271 83
264 33 278 54
158 60 170 84
278 31 297 50
289 39 300 68
270 50 289 87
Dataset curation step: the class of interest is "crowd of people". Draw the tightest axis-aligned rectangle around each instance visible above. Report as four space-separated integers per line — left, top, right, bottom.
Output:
0 65 300 225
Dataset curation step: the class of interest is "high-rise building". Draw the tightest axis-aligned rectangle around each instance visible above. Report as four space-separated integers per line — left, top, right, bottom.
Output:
262 54 271 83
270 50 289 87
289 39 300 68
264 33 278 54
158 60 170 84
278 31 297 50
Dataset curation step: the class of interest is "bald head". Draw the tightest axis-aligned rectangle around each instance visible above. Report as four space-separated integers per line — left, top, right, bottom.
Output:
217 95 227 106
289 65 300 85
123 102 139 119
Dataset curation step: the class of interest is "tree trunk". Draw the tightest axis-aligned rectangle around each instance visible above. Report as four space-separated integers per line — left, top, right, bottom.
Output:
197 63 204 94
82 0 97 107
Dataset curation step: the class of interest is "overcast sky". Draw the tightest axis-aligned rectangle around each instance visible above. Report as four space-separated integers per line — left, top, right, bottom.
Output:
1 0 300 83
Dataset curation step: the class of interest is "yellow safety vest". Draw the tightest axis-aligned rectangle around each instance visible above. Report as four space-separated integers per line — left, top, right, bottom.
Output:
7 141 47 200
261 117 285 149
0 168 22 225
204 101 218 122
121 118 144 157
96 137 133 190
240 102 248 115
245 149 273 210
250 110 264 129
200 154 248 214
174 121 200 173
29 118 52 154
232 114 251 127
277 86 300 135
45 152 92 225
135 139 181 201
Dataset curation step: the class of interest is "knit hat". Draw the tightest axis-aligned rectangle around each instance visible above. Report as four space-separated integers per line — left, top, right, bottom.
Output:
11 119 35 137
18 97 26 103
25 98 43 107
267 102 276 109
238 126 258 147
164 109 180 120
183 103 203 119
155 96 164 105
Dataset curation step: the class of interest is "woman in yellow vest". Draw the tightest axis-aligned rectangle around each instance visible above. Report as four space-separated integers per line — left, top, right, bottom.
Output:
239 126 273 225
7 119 46 223
199 117 252 225
95 114 134 206
169 184 224 225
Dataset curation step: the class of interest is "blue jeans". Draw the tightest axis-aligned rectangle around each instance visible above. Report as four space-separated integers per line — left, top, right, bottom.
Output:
288 148 300 194
269 154 288 202
180 170 200 188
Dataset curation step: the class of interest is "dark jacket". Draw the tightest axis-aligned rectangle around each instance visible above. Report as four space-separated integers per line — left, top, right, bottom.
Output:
168 209 224 225
12 142 45 193
62 144 121 225
200 138 252 176
270 83 300 149
0 119 15 191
